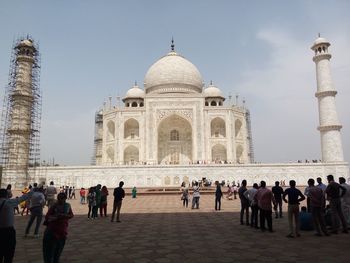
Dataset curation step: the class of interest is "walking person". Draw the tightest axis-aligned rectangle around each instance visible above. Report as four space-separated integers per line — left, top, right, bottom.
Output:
71 187 76 199
244 183 259 228
239 180 250 225
24 187 46 238
180 182 189 208
45 181 57 208
6 184 13 199
42 192 74 263
87 187 96 219
94 184 102 218
255 181 276 232
325 174 348 234
111 181 125 223
100 186 109 217
307 178 329 236
0 188 31 263
79 188 86 204
215 181 223 211
191 182 200 209
283 180 305 238
272 181 284 218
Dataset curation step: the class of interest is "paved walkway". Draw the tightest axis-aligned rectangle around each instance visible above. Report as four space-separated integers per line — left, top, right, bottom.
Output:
13 194 350 263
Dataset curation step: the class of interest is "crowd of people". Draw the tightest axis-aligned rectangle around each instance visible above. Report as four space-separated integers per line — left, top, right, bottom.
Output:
1 174 350 262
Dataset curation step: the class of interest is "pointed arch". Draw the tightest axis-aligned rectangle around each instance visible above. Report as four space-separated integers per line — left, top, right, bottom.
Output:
211 144 227 163
124 118 139 139
235 119 242 138
123 145 139 165
107 121 115 140
211 117 226 138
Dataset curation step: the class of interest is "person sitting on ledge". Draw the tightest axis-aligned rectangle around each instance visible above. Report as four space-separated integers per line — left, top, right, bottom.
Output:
299 206 314 231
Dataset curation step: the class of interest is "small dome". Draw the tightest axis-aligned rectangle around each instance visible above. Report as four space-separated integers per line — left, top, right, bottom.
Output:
203 83 224 98
144 51 203 94
124 84 145 100
313 37 329 46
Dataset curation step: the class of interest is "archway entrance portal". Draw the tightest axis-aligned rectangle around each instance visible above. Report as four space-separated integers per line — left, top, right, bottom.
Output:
158 115 192 164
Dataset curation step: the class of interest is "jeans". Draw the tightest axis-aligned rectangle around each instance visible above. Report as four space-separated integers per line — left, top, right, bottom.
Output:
0 227 16 263
287 204 300 235
250 204 259 228
183 198 188 208
311 206 328 235
192 197 200 209
43 229 66 263
100 203 107 217
329 198 348 232
80 196 85 204
25 206 43 235
240 201 249 224
215 196 221 210
260 209 272 231
275 199 283 217
111 200 122 221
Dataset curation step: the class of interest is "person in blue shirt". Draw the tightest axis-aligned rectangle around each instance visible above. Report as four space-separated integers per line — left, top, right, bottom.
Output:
299 206 314 231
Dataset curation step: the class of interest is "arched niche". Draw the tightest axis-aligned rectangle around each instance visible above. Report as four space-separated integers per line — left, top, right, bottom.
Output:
124 118 139 139
236 145 243 163
106 146 114 163
123 145 139 165
211 117 226 138
158 114 192 165
235 119 242 138
107 121 115 140
211 144 227 163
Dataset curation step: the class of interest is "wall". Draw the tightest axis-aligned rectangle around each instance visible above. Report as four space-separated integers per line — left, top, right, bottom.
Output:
26 162 349 189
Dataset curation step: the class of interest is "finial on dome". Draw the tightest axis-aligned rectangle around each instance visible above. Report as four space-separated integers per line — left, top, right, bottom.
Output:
210 80 213 85
171 37 175 51
318 32 321 38
134 80 138 86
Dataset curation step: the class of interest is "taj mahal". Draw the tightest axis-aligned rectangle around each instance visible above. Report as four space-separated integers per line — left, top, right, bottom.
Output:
0 36 349 189
93 41 252 167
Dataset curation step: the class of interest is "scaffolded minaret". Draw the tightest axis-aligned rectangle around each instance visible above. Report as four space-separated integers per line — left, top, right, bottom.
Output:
0 37 42 188
311 35 344 162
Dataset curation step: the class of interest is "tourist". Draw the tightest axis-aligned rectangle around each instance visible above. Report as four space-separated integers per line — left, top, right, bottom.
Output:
42 192 74 263
244 183 259 228
255 181 276 232
111 181 125 223
232 185 238 199
283 180 305 238
238 180 249 225
45 181 57 208
226 184 233 200
24 186 46 238
181 182 189 208
132 186 137 198
100 186 109 217
21 185 32 216
215 181 223 211
64 186 69 198
71 187 76 199
68 187 72 199
304 184 311 212
316 177 327 192
325 174 348 234
299 206 314 231
94 184 102 218
307 178 329 236
0 188 31 263
191 181 200 209
339 177 350 226
87 187 96 219
6 184 13 199
79 188 86 204
272 181 284 218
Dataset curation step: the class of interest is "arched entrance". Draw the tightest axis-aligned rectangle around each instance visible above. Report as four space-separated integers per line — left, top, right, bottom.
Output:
157 114 192 164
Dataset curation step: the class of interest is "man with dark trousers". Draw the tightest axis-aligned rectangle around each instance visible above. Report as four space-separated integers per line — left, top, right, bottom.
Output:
111 181 125 223
238 180 249 225
272 181 284 218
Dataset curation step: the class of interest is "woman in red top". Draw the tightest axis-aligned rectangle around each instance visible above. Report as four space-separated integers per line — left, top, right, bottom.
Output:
43 192 73 263
79 188 86 204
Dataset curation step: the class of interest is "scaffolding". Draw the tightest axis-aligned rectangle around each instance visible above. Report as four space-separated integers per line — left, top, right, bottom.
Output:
0 36 42 187
91 110 103 165
245 109 255 163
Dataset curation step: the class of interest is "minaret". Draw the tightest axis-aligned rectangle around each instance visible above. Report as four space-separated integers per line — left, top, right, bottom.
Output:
0 37 41 188
311 35 344 162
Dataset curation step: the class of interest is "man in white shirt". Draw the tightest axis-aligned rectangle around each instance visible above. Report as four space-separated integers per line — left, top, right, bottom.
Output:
24 187 45 238
191 182 200 209
244 183 259 228
45 181 57 208
0 188 31 262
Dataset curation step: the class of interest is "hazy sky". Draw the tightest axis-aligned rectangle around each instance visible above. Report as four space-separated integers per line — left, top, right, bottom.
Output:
0 0 349 165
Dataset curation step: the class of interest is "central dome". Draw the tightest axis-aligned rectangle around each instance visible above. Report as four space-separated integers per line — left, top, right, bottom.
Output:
144 51 203 94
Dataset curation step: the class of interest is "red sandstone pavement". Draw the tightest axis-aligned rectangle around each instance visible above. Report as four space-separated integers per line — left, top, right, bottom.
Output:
12 194 350 263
